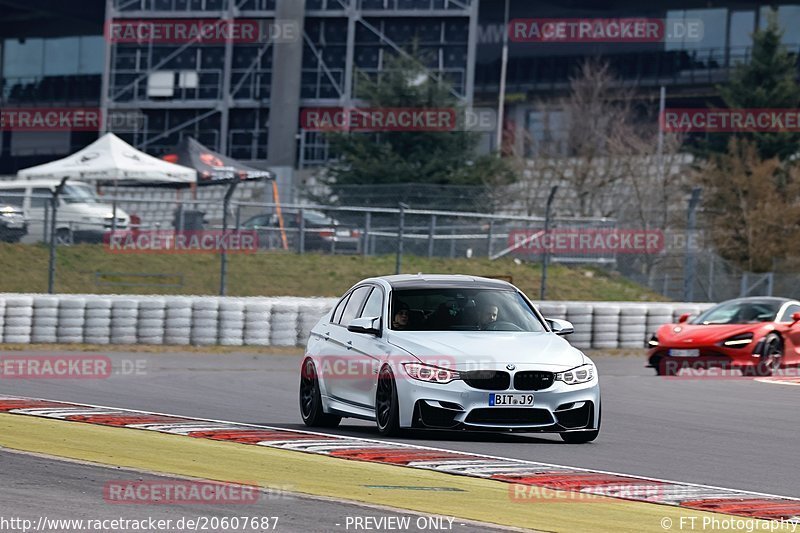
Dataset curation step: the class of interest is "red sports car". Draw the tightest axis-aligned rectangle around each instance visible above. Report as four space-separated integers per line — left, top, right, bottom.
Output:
646 297 800 376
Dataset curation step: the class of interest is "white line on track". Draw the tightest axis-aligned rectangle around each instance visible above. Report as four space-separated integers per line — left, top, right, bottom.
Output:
755 378 800 387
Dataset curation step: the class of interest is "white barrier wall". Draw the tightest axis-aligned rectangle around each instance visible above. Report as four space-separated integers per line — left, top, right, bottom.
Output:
0 294 713 349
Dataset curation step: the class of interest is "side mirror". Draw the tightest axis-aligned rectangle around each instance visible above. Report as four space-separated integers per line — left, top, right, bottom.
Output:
546 318 574 336
678 313 691 324
792 312 800 324
347 316 381 336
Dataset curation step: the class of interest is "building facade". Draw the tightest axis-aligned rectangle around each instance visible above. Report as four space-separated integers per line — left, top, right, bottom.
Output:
0 1 794 179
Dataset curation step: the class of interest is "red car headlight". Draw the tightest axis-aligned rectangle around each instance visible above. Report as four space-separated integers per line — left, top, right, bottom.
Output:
721 333 754 348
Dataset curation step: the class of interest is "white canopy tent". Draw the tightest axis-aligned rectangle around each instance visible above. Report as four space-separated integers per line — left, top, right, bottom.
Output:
17 133 197 185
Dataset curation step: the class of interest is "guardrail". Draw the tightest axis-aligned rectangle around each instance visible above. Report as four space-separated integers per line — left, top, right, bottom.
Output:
0 294 713 349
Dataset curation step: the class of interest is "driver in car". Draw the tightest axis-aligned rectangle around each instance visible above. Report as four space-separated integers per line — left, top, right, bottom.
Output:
480 304 499 329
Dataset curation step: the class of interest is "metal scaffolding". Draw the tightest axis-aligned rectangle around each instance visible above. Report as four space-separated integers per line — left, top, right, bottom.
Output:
101 0 478 173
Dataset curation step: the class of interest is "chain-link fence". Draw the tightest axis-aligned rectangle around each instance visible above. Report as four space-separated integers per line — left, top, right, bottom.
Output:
4 180 800 301
1 181 620 295
618 247 800 302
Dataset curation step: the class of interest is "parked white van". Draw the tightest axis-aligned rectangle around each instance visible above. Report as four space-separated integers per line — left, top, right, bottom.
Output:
0 180 129 244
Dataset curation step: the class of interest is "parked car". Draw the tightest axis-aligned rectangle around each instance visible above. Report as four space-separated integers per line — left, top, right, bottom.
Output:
0 180 129 244
0 203 28 243
299 274 600 442
241 209 361 252
647 296 800 376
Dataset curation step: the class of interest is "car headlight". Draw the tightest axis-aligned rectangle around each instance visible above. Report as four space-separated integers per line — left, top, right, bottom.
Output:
722 333 753 347
402 363 460 384
555 364 595 385
648 334 659 347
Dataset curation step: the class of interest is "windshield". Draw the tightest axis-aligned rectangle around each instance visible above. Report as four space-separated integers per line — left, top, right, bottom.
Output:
691 300 781 325
389 288 546 332
304 211 337 226
242 215 270 228
62 185 99 204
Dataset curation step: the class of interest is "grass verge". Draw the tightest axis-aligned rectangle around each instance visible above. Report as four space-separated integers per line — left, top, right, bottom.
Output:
0 243 665 301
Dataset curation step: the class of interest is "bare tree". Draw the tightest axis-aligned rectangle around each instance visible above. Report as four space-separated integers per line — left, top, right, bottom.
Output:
529 60 638 217
498 59 691 282
503 59 688 216
612 126 689 283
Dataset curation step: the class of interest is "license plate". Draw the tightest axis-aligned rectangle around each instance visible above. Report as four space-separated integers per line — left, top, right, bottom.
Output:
336 229 351 237
670 349 699 357
489 393 534 406
5 221 23 228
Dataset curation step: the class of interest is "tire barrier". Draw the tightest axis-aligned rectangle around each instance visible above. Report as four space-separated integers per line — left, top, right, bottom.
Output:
84 298 112 345
165 298 192 346
645 305 674 346
672 305 702 324
3 296 32 344
57 298 85 344
298 302 333 346
592 305 621 350
618 305 648 348
31 296 59 344
138 298 166 346
219 299 245 346
0 294 714 349
110 299 138 345
270 302 299 347
564 303 592 350
536 303 567 321
191 298 218 346
243 301 271 346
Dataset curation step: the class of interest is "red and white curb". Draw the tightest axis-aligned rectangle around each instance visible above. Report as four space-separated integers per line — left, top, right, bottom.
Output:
1 395 798 523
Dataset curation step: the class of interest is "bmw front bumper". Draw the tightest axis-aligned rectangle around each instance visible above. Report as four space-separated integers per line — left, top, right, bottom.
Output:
395 365 600 433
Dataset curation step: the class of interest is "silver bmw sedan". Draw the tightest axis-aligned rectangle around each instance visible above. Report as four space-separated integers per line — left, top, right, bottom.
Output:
299 274 600 443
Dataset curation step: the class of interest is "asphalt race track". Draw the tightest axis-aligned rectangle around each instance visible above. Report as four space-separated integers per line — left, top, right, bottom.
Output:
0 450 497 533
2 351 798 499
